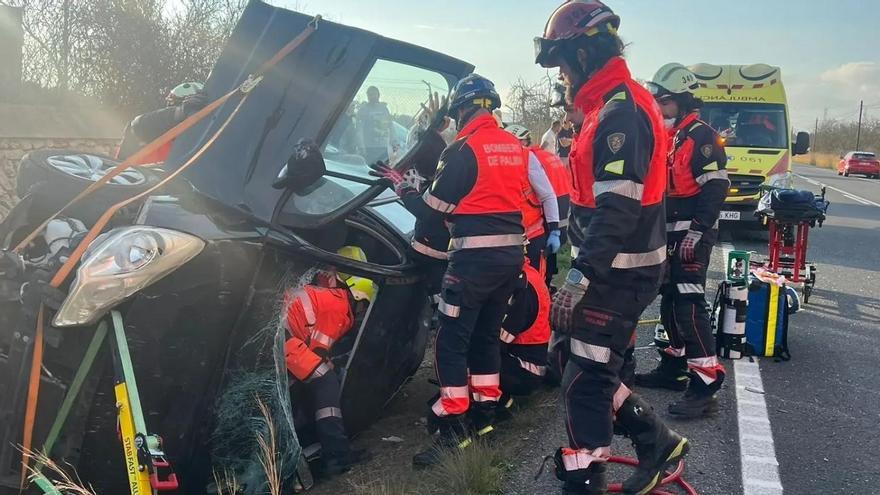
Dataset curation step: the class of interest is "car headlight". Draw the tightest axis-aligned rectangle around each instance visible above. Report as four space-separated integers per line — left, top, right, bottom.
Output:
766 171 792 189
53 226 205 327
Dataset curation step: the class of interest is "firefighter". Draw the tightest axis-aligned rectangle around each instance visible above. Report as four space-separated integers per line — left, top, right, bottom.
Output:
536 3 689 493
376 74 527 468
504 123 572 285
498 124 561 270
496 261 552 421
116 82 207 163
282 246 376 478
636 63 729 418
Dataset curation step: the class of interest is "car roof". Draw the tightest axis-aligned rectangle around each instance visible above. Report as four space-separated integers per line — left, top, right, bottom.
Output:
166 1 473 224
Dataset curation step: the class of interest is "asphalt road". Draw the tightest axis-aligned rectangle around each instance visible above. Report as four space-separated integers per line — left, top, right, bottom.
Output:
505 164 880 494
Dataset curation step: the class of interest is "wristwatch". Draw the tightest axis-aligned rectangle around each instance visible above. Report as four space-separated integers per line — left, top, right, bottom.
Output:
565 268 590 290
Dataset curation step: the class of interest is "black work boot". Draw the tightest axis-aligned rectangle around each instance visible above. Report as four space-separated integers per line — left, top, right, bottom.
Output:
668 373 724 419
552 448 608 495
616 394 689 495
634 353 688 392
468 401 498 438
495 395 515 424
412 415 472 469
317 448 371 479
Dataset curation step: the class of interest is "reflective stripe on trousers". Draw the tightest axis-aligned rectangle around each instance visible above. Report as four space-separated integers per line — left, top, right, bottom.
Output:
449 233 524 250
431 385 469 417
310 329 335 348
570 338 611 364
315 406 343 421
499 329 516 343
469 373 501 403
561 447 611 471
517 357 547 377
412 239 448 260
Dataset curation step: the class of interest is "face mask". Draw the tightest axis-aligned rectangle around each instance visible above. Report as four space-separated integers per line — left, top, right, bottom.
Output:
664 118 676 130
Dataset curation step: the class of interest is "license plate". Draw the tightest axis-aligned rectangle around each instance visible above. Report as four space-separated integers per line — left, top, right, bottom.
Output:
719 211 741 221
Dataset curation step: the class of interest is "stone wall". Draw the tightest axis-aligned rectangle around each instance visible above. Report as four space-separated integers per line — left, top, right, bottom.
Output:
0 137 119 219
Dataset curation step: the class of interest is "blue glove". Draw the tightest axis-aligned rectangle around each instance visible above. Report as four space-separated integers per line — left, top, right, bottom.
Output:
546 230 562 254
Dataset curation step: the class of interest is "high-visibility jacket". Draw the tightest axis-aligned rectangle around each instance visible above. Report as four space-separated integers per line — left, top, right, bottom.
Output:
500 262 550 346
283 285 354 381
567 56 668 289
666 112 730 235
531 146 572 230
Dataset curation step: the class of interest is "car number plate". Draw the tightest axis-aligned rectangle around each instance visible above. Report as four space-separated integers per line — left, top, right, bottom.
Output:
719 211 741 221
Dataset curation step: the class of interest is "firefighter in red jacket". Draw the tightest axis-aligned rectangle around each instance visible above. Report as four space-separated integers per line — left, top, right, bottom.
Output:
504 123 573 284
636 63 730 418
536 3 688 493
282 246 376 477
496 261 552 421
375 74 528 468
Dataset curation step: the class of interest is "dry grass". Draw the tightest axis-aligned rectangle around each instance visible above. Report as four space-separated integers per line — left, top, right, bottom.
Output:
803 152 839 170
427 436 506 495
22 447 96 495
349 474 420 495
255 396 283 495
213 468 241 495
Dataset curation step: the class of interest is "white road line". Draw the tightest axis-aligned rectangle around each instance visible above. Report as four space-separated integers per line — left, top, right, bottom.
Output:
722 242 785 495
793 173 880 207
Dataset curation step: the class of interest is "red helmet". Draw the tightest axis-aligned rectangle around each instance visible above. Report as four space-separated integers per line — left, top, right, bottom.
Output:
535 1 621 68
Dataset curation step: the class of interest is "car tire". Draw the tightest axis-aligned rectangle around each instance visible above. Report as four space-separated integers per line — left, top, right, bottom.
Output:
843 171 849 177
837 171 842 176
16 149 159 226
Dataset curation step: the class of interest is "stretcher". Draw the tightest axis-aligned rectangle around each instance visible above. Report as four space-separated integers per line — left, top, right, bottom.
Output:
754 186 829 303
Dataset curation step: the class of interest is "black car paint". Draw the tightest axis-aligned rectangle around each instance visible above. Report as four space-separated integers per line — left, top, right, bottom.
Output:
0 1 475 492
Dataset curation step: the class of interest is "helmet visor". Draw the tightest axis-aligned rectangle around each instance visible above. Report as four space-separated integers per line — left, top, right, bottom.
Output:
534 37 565 68
646 81 672 100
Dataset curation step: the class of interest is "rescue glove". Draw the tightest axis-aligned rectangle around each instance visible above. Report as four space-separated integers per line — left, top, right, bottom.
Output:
421 91 450 133
546 230 562 254
678 229 703 263
550 268 589 334
368 161 418 197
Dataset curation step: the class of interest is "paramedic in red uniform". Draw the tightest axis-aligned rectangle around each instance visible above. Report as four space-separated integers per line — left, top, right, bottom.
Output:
392 74 528 468
636 63 730 419
536 3 689 493
495 261 552 421
283 246 375 478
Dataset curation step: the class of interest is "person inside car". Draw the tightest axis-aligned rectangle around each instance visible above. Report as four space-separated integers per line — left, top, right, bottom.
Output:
282 245 376 478
356 86 395 164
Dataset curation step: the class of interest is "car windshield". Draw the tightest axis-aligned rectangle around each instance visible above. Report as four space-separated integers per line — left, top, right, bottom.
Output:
700 103 788 149
282 59 450 220
852 152 876 160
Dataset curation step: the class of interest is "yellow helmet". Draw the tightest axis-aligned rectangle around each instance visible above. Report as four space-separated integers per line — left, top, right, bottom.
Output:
345 275 377 303
336 245 368 281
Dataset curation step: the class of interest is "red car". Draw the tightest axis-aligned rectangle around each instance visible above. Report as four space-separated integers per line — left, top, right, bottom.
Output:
838 151 880 178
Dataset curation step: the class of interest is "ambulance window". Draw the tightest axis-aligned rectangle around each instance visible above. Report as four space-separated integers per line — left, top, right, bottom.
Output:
700 103 788 149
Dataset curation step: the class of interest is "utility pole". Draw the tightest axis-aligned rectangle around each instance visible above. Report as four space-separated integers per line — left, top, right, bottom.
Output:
813 117 819 151
856 100 864 150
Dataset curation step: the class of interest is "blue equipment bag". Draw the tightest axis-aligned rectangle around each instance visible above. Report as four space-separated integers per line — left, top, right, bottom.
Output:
744 277 792 360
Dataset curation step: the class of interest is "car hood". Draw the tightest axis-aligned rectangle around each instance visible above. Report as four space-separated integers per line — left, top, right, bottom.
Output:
167 0 471 224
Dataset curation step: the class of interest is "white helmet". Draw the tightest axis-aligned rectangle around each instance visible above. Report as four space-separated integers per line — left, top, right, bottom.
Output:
647 63 699 98
503 123 531 142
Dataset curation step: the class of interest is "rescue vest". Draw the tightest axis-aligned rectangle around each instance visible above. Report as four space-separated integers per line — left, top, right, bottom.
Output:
284 285 354 353
521 180 545 240
500 263 550 346
569 57 666 209
453 115 529 217
531 146 573 227
667 112 707 198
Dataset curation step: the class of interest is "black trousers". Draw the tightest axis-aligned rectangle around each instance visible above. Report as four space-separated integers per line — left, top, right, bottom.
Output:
433 259 523 417
660 230 723 386
500 343 548 397
526 232 547 270
308 369 349 460
563 282 656 449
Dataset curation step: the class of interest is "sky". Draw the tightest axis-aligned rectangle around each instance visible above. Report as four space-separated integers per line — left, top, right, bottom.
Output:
270 0 880 131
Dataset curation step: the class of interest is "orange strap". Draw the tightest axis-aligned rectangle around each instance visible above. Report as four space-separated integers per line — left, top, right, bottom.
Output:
17 16 320 485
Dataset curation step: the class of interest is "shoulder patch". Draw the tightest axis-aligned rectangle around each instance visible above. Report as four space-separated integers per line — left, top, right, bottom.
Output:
701 144 713 158
607 132 626 154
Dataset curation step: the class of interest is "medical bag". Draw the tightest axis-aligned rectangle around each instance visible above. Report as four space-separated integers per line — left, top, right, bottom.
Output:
743 277 792 360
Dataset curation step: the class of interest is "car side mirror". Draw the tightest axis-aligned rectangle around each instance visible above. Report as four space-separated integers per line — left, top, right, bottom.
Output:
792 131 810 156
273 139 327 192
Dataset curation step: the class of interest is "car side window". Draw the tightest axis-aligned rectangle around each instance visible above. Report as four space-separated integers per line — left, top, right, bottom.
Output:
279 59 450 222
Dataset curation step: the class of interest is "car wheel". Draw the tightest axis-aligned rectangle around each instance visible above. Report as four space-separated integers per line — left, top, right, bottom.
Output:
843 170 849 177
837 171 842 176
16 149 159 225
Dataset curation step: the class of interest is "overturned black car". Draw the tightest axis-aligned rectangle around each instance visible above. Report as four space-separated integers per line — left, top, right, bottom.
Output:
0 2 472 493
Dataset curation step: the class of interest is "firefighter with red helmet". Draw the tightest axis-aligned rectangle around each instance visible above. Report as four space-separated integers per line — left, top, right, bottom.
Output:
504 123 573 284
496 261 553 421
375 74 529 467
536 3 689 493
282 246 376 478
636 63 730 418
